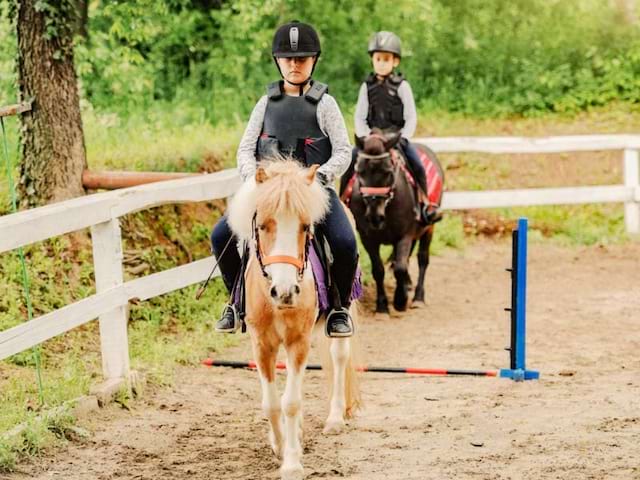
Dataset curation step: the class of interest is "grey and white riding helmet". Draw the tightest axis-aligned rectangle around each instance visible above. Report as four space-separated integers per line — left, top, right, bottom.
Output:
368 31 402 58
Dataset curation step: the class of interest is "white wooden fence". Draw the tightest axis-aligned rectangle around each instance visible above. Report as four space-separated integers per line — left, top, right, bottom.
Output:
1 135 639 384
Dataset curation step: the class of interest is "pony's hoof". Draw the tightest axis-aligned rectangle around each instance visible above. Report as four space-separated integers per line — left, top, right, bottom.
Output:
269 432 283 459
394 289 409 311
281 464 304 480
393 300 408 312
411 300 426 309
375 302 389 314
323 418 345 435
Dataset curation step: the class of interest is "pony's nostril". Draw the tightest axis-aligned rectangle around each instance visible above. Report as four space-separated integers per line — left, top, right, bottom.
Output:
293 285 301 295
270 286 278 298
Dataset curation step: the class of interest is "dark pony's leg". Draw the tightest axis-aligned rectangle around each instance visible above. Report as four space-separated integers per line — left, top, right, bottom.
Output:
362 236 388 313
393 236 413 312
413 227 433 305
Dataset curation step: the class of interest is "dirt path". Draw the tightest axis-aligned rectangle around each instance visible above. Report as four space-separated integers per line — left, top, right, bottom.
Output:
6 240 640 480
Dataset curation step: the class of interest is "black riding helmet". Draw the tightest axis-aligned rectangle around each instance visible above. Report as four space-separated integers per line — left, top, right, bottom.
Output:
272 21 321 93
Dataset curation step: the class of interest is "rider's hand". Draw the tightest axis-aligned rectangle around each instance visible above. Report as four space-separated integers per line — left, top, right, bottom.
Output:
316 171 330 187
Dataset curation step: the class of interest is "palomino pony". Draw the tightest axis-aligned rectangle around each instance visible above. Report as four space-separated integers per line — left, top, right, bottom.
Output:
343 130 444 313
227 160 360 480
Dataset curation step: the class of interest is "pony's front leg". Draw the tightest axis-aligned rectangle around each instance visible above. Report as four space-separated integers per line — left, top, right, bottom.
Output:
393 236 413 311
362 237 389 313
413 227 433 307
280 337 310 480
324 336 350 434
252 336 284 459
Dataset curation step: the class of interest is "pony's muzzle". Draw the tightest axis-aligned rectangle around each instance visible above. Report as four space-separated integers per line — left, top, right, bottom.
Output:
270 283 301 307
368 213 386 229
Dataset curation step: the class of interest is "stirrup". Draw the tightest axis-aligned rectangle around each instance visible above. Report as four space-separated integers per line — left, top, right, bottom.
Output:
215 304 240 333
325 307 354 338
421 204 443 225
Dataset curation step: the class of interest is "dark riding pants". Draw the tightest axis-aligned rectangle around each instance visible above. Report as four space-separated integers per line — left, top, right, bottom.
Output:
210 188 358 308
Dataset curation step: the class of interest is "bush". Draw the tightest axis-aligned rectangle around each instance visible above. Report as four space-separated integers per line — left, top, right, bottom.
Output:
1 1 640 118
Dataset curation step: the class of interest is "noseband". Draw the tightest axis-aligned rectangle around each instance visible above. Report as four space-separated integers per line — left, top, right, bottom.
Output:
356 149 402 206
252 213 312 281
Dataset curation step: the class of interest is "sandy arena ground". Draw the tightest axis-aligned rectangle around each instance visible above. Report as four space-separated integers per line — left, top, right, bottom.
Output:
5 239 640 480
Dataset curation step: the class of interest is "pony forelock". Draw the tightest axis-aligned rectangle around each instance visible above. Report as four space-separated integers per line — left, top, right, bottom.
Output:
227 159 330 241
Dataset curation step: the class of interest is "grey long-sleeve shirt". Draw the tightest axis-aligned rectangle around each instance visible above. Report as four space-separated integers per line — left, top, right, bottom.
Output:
236 93 352 185
354 79 417 138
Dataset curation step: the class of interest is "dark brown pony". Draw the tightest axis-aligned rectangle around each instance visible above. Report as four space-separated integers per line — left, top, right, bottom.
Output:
345 130 444 313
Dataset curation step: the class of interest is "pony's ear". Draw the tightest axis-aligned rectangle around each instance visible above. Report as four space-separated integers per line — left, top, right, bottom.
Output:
256 166 269 184
383 131 402 150
304 164 320 185
354 134 365 150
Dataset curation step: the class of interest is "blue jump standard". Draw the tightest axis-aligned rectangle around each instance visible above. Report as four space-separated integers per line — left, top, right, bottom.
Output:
500 218 540 381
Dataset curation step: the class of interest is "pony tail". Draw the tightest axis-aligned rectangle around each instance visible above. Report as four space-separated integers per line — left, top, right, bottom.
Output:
344 302 362 418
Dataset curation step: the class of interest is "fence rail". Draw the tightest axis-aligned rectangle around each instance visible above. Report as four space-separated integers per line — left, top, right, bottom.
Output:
1 134 639 383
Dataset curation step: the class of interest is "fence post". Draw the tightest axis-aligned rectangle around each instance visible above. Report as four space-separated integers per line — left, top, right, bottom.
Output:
624 149 640 234
91 218 130 380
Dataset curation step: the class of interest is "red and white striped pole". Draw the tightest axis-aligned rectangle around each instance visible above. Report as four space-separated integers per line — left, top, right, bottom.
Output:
202 359 498 377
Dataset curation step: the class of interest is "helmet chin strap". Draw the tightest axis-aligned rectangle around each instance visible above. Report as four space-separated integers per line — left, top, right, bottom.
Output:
274 57 319 95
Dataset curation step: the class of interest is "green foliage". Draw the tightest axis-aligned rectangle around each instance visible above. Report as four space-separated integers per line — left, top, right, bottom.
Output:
431 214 466 254
82 103 241 172
0 441 16 472
0 202 236 463
3 0 636 118
0 403 77 472
0 5 16 106
516 204 627 246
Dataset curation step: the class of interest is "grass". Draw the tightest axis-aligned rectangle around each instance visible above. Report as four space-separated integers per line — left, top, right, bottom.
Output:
1 100 639 471
0 205 237 471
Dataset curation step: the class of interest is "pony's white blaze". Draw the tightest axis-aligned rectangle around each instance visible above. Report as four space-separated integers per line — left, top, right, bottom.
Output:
267 213 302 305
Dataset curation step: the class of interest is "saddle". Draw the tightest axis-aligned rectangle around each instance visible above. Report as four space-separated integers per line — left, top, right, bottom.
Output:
231 229 363 328
341 144 444 221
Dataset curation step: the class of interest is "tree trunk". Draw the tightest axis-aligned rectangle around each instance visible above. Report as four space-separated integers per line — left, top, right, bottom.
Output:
17 0 87 208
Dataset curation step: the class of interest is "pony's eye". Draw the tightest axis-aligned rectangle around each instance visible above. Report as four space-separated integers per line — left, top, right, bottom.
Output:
259 224 266 231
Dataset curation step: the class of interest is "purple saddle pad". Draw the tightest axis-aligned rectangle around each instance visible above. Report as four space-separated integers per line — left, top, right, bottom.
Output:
234 244 363 312
309 242 363 312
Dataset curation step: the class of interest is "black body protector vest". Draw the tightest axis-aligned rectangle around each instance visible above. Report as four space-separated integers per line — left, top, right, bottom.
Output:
257 80 332 167
365 73 405 131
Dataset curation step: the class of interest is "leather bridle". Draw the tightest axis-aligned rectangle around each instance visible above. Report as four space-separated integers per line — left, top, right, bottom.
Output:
356 148 402 207
252 213 312 281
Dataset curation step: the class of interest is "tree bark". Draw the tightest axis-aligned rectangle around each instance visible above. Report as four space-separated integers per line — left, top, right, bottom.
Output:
17 0 87 208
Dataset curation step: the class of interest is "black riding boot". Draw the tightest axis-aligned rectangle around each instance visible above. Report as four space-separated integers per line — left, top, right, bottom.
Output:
325 306 354 337
325 269 356 338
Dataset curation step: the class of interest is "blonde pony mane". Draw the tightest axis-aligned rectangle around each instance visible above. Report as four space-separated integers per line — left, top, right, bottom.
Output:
227 159 330 241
